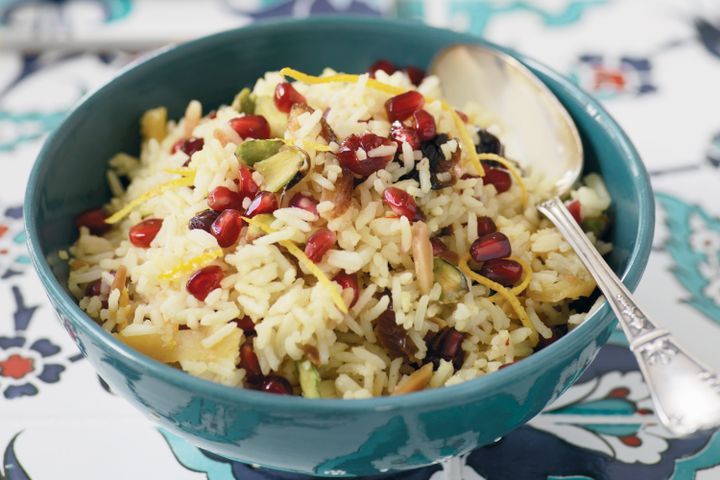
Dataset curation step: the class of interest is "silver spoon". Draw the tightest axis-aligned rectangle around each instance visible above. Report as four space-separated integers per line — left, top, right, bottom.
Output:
430 44 720 437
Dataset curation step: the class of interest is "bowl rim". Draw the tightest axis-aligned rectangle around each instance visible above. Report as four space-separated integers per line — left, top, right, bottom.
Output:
24 15 655 412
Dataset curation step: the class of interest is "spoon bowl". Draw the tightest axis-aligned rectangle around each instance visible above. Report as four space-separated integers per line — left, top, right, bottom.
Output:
430 44 583 195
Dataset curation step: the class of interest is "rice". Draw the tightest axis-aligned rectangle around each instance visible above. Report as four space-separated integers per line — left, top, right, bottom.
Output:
68 67 611 397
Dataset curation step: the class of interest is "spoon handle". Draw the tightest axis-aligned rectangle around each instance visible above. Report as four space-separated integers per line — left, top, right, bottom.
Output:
538 196 720 436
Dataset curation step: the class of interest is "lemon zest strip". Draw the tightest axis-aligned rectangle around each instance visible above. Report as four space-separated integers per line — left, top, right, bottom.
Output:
476 153 528 205
158 249 223 280
488 256 533 301
242 216 348 314
458 254 538 345
280 67 483 176
106 170 196 225
280 67 406 96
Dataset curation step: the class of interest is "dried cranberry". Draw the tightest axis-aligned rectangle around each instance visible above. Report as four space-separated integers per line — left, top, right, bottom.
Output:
237 164 259 200
229 115 270 139
375 309 417 359
85 279 102 297
75 208 109 235
567 200 582 224
369 59 396 76
274 82 307 113
188 209 219 232
476 216 497 237
403 66 426 86
304 228 336 263
208 186 244 212
382 187 423 222
235 316 256 336
337 133 396 177
211 209 244 248
482 166 512 194
333 271 360 307
385 90 424 123
470 232 512 262
186 265 223 301
475 129 504 155
240 341 262 380
413 110 436 142
430 237 448 256
261 375 293 395
128 218 163 248
390 121 420 150
245 191 278 217
534 324 568 351
478 258 523 287
289 193 318 216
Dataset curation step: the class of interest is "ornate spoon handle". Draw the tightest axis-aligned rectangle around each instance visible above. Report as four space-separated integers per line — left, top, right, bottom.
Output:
538 196 720 436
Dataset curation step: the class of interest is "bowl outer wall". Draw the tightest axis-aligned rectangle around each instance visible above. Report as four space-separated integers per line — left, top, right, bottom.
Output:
24 16 654 476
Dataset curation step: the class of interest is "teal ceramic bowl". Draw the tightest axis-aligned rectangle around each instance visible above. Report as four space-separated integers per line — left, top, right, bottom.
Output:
25 16 654 477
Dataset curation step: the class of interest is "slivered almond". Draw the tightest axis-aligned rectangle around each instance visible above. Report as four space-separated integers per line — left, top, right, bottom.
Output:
392 363 433 396
412 221 433 295
184 100 202 137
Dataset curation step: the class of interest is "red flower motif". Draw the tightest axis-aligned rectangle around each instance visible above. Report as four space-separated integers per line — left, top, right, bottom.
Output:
0 354 34 379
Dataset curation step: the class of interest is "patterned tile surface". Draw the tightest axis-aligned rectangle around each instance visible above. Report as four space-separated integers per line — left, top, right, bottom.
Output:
1 1 720 478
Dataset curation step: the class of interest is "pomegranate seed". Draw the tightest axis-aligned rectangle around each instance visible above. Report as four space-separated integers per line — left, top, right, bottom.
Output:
245 191 278 217
390 121 420 150
274 82 307 113
385 91 424 123
208 186 244 212
470 232 512 262
209 110 217 119
188 209 219 232
289 193 318 216
211 209 244 248
567 200 582 224
478 258 523 287
129 218 163 248
261 375 293 395
476 216 497 237
173 137 204 157
455 110 469 123
369 59 396 76
75 208 109 235
337 133 396 177
304 228 336 263
382 187 423 222
85 279 102 297
427 327 465 369
186 265 223 301
229 115 270 139
237 164 259 200
403 65 426 85
413 110 436 142
333 271 359 307
240 341 262 379
235 316 256 336
482 166 512 194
